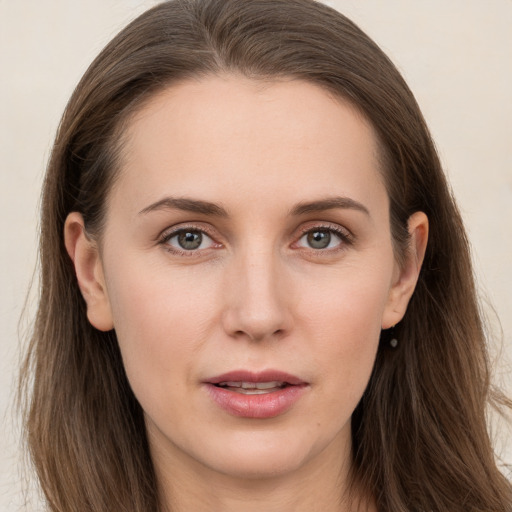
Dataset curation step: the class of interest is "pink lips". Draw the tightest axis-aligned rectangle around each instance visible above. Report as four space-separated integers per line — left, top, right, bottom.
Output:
204 370 308 419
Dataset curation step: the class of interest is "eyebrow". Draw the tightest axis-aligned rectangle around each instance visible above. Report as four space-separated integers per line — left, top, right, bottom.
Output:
139 197 228 217
290 196 370 216
139 195 369 218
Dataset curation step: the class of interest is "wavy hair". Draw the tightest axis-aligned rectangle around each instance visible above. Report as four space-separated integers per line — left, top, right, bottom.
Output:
20 0 511 510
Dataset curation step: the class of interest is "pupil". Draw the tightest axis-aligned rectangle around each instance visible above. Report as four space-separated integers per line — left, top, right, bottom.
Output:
307 230 331 249
178 231 202 250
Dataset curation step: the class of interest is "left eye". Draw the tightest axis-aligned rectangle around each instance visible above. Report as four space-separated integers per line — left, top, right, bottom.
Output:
297 229 343 250
164 229 215 251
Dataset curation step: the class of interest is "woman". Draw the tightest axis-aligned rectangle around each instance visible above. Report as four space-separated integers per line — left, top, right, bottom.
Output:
20 0 511 510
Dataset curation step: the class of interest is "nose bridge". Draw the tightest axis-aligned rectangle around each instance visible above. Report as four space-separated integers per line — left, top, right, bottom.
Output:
223 242 289 341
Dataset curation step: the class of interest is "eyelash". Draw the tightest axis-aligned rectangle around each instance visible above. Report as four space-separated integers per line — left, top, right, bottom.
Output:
158 223 354 257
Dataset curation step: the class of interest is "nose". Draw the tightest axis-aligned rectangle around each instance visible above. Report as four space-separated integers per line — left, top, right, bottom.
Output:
221 249 292 342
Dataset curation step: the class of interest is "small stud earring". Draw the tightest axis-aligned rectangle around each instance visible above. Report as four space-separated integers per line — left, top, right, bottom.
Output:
388 324 398 348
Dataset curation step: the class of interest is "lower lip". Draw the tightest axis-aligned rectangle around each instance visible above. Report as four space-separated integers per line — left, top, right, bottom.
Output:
204 384 308 419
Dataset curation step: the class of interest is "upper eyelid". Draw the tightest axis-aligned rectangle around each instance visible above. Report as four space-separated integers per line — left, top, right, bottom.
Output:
158 222 218 241
296 221 354 239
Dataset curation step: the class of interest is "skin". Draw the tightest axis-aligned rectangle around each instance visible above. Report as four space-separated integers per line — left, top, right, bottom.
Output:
65 75 428 512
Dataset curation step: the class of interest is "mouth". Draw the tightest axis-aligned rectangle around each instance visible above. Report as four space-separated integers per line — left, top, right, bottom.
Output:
206 369 306 389
204 370 308 418
214 380 289 394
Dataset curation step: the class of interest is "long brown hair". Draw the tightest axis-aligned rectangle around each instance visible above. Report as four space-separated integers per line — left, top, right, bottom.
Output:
20 0 511 510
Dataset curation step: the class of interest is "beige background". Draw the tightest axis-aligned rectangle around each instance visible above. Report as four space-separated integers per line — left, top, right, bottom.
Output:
1 1 511 509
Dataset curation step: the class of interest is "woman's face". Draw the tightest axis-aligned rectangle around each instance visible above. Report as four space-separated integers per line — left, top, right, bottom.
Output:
69 75 424 482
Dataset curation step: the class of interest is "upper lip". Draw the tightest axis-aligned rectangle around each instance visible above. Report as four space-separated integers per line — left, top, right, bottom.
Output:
205 370 306 386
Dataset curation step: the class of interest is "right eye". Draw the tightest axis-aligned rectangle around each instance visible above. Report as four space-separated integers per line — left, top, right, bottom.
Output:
161 228 218 253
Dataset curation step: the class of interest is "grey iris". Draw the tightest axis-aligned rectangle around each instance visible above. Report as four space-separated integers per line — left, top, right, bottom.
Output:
178 231 202 250
307 230 331 249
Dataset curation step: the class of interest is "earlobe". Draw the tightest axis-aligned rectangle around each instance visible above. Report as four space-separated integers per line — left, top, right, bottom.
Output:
64 212 114 331
382 211 429 329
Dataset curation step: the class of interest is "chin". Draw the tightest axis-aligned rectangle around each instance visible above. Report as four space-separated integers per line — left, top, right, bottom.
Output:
196 425 349 482
210 445 311 481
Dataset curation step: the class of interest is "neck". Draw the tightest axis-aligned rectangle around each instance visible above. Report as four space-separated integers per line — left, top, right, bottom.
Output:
151 428 375 512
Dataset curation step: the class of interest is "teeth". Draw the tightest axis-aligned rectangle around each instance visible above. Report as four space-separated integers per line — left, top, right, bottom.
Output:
219 381 285 390
231 388 278 395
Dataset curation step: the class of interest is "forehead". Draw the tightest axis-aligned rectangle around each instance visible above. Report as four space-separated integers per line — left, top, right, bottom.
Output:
124 74 378 155
111 75 387 217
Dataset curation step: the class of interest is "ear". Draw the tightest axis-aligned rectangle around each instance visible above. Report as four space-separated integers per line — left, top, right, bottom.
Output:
382 211 429 329
64 212 114 331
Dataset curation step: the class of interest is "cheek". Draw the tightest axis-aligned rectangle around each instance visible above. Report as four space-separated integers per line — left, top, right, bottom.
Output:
104 259 220 401
107 254 218 337
294 263 391 400
296 259 392 338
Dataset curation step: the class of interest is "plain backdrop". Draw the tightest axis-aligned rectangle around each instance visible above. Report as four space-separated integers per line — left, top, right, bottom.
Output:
1 1 511 510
